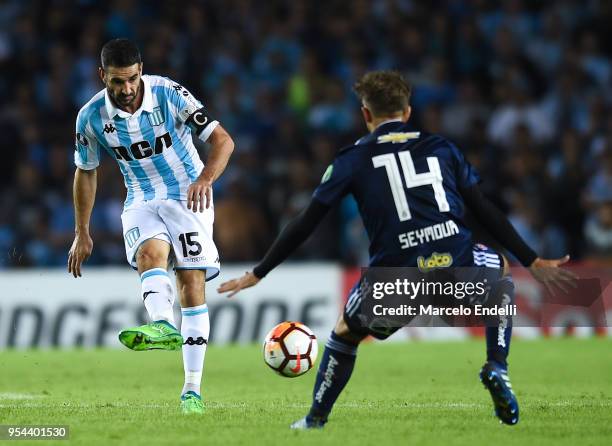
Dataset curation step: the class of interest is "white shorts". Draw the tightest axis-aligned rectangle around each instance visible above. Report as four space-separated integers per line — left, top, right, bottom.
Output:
121 199 220 281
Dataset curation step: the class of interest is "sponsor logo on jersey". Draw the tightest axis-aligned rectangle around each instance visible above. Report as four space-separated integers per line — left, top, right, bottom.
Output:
377 131 420 144
103 123 116 134
147 106 165 126
417 252 453 272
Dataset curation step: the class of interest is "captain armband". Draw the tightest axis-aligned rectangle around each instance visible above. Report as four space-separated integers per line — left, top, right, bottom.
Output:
184 107 218 142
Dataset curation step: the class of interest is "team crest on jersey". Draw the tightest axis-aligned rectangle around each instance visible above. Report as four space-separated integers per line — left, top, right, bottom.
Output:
417 252 453 272
147 106 165 126
124 227 140 248
377 132 420 144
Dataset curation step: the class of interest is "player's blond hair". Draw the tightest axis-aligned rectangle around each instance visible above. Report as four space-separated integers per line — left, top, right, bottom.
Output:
353 71 411 117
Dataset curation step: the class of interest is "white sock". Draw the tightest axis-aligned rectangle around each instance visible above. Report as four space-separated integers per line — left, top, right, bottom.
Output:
181 304 210 396
140 268 176 326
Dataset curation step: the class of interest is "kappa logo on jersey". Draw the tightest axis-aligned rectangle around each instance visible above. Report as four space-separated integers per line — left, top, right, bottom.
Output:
111 132 173 161
103 123 116 134
417 252 453 272
377 132 420 144
172 83 192 97
173 83 200 109
147 106 165 127
124 227 140 248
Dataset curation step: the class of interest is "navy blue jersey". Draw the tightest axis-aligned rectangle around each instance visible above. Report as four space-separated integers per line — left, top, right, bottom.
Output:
313 120 481 268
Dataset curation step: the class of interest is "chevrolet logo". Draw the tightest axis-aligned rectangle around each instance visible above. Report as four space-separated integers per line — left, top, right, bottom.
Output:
377 132 420 144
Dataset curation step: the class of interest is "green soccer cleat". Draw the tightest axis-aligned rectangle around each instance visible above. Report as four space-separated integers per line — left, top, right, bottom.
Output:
118 320 183 351
181 391 204 415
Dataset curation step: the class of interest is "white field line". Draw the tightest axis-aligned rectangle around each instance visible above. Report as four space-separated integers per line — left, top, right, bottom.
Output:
0 401 610 410
0 393 47 400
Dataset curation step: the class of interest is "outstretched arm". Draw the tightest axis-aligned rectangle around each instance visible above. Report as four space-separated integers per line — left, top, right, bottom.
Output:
460 184 537 267
187 125 235 212
217 198 330 297
460 184 575 292
68 168 97 278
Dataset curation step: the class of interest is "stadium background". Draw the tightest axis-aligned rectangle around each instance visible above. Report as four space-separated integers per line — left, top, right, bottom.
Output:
0 0 611 348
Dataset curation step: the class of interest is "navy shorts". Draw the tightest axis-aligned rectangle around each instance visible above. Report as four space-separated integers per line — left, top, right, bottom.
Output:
343 244 506 340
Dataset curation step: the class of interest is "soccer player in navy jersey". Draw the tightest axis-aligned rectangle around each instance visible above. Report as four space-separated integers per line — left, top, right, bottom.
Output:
218 71 573 428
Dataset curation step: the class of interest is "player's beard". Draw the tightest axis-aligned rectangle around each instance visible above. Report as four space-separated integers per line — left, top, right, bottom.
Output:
111 83 140 107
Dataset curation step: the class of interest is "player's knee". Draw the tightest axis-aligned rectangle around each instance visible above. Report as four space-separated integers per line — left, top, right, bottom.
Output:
136 244 168 270
333 316 365 345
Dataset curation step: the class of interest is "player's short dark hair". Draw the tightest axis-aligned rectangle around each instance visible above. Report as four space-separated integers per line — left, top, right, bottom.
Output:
353 71 411 117
100 38 142 69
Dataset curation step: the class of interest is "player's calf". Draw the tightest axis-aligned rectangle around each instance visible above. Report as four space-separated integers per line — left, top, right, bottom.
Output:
291 316 365 429
176 270 209 405
480 272 518 425
140 268 176 325
484 275 514 368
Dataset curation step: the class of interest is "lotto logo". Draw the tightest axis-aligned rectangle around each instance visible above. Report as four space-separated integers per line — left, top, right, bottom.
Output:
417 252 453 272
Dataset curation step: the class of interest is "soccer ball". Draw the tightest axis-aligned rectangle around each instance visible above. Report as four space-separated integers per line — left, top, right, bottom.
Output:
263 321 318 378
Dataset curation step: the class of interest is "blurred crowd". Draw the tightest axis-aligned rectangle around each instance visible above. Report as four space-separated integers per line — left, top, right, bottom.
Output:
0 0 611 268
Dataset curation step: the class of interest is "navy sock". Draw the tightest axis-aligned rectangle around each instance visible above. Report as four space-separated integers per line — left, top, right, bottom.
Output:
307 332 358 422
485 276 514 369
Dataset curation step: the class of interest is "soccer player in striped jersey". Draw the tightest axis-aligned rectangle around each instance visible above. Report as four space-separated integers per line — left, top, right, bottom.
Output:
67 38 235 414
218 71 574 428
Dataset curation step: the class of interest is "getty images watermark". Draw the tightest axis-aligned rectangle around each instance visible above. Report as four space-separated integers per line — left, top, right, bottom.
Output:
348 266 611 330
370 277 516 317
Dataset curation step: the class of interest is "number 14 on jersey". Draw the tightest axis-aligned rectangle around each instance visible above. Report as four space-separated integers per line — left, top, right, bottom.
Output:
372 151 450 222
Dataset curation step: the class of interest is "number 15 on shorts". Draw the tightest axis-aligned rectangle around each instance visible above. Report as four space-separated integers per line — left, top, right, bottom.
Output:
178 232 202 257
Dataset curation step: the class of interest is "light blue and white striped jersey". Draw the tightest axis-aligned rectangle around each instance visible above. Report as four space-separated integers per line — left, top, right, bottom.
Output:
74 75 219 208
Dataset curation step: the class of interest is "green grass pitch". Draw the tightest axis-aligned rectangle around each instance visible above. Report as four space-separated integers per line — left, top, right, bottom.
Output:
1 338 611 445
